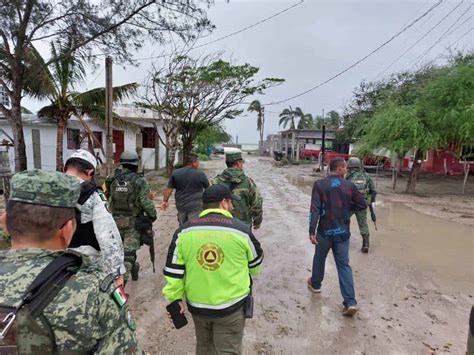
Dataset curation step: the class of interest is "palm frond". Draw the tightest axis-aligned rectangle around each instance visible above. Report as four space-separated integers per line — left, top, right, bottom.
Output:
73 83 139 108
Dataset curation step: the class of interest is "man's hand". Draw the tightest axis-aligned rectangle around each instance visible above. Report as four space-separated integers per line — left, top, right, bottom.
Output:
161 201 169 210
114 275 124 288
166 301 186 321
149 191 156 200
309 234 318 245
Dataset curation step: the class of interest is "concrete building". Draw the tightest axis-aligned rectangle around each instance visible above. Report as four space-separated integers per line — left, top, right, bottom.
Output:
0 105 172 172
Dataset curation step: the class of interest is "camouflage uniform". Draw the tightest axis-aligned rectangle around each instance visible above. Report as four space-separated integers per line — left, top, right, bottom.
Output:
211 153 263 228
72 181 126 276
345 162 376 251
105 168 157 280
0 169 140 353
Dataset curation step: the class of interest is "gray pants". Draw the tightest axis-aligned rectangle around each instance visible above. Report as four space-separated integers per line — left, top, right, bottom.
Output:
177 209 201 225
192 309 246 355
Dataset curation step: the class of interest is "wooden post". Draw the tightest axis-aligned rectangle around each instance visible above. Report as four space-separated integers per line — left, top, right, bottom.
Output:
291 131 295 161
153 123 160 170
31 129 41 169
105 56 113 175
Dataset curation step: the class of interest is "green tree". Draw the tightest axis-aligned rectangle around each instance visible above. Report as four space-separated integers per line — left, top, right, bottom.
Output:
294 107 314 129
0 0 212 171
32 38 137 171
326 110 341 129
279 106 296 129
248 100 265 155
195 125 232 156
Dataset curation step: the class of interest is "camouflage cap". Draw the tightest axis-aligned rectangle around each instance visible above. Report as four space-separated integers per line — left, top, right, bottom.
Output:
226 152 243 165
10 170 81 208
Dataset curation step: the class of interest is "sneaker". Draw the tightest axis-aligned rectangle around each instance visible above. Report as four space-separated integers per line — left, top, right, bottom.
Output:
307 278 321 293
342 305 358 316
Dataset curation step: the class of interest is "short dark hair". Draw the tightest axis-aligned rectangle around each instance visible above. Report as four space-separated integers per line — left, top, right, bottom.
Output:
6 200 76 242
225 160 241 168
64 158 94 175
187 154 199 165
122 164 138 173
202 201 222 210
329 157 346 172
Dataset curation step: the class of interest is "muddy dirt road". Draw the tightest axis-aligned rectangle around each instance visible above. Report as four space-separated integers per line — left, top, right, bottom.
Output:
129 156 472 354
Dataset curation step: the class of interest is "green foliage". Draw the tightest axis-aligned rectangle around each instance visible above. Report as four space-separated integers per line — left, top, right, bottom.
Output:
195 125 232 155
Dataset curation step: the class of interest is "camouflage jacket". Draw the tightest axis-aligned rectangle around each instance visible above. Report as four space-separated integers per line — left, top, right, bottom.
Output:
72 179 126 276
211 168 263 227
105 168 157 222
0 249 141 354
345 169 376 202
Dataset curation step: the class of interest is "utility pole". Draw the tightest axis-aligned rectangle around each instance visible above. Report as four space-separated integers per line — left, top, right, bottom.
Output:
320 109 326 171
105 56 113 175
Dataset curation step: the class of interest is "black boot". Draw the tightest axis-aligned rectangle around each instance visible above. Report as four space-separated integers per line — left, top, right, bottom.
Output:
131 262 140 281
361 235 369 253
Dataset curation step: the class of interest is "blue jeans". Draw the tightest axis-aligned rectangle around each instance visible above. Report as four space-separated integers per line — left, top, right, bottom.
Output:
310 235 357 307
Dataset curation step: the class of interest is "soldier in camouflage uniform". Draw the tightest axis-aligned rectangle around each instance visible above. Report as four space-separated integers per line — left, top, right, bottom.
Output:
211 152 263 229
64 149 126 287
345 157 376 253
105 151 157 282
0 170 140 353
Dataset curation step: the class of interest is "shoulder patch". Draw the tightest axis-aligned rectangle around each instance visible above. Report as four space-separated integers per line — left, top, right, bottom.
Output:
111 285 128 308
98 192 107 202
100 273 116 292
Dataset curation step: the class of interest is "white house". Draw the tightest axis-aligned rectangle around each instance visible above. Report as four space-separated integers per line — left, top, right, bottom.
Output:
0 105 172 172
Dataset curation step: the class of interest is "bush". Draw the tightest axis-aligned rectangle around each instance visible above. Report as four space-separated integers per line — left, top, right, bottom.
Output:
198 153 210 161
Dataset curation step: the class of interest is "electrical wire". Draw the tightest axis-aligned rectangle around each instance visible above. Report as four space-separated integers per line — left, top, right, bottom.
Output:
85 68 105 89
264 0 444 106
132 0 305 62
410 3 473 68
373 0 463 80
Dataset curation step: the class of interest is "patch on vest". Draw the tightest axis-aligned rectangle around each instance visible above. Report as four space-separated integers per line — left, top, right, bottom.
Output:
197 242 224 271
123 305 136 331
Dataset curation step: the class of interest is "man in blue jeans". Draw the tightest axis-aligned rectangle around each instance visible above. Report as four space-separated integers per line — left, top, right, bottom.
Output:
308 157 367 316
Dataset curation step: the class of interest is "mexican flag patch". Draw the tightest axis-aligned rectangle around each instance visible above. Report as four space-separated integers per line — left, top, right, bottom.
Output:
112 286 128 307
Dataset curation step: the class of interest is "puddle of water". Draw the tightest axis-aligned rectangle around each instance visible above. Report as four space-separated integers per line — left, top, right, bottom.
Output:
287 174 473 294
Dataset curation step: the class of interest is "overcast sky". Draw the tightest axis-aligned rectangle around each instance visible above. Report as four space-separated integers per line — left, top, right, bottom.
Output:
23 0 473 143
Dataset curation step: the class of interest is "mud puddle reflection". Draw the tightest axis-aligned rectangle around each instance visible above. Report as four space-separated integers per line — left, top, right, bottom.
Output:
288 174 473 294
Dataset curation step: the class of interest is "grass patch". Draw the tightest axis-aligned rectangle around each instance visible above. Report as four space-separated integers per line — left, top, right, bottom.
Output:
0 229 10 250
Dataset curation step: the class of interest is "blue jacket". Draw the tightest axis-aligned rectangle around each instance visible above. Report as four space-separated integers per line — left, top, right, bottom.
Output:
309 175 367 240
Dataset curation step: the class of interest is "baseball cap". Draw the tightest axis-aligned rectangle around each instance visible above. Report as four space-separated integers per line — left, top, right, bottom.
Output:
202 185 241 204
9 170 81 208
65 149 97 170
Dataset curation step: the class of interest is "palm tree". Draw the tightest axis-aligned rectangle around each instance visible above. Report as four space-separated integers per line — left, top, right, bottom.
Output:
247 100 265 155
279 106 296 129
293 107 314 129
326 110 341 129
30 37 137 171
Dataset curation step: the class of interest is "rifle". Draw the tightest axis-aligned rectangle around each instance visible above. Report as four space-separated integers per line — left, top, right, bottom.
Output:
368 202 377 231
135 214 156 273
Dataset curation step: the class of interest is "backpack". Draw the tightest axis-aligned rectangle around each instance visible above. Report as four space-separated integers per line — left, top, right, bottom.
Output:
0 253 82 354
109 172 140 215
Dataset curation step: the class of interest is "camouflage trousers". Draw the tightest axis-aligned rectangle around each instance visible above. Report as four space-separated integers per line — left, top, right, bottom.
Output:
118 226 141 281
354 208 369 237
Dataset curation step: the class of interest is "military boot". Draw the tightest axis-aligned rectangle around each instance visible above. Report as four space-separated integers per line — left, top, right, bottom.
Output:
361 235 369 253
131 262 140 281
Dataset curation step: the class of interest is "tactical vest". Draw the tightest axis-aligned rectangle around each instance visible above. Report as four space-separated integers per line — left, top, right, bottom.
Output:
109 172 140 216
0 253 82 354
69 181 101 251
351 173 368 194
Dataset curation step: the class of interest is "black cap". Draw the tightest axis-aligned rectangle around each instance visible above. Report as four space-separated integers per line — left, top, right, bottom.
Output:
202 185 241 204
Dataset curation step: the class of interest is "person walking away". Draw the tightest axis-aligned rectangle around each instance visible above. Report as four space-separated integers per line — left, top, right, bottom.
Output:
161 153 209 225
105 151 157 282
345 157 376 253
0 170 140 353
64 149 125 287
163 184 264 355
308 157 367 316
211 152 263 229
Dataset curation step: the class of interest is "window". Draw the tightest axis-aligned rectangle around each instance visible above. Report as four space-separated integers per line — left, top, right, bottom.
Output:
92 131 103 148
0 87 9 107
142 127 156 149
67 129 81 149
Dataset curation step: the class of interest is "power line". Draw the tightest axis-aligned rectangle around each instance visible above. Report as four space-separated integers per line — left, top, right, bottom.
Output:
410 3 473 68
132 0 305 62
445 14 472 38
450 26 474 46
264 0 444 106
86 68 105 89
374 0 463 80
